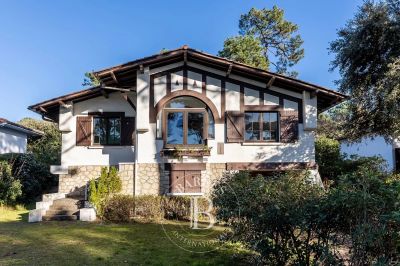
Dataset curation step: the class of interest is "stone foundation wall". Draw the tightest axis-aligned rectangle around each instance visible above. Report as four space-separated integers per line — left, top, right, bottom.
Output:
58 163 227 197
135 163 168 195
202 163 227 195
59 164 135 197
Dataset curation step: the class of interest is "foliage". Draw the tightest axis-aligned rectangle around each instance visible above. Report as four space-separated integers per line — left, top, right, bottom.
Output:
18 117 61 166
103 195 135 223
0 153 57 204
315 135 387 183
330 0 400 141
219 6 304 76
102 195 211 223
212 171 337 265
88 166 122 217
134 195 163 222
0 161 22 206
325 167 400 264
212 168 400 265
316 103 350 140
218 35 269 70
82 72 100 87
315 136 343 181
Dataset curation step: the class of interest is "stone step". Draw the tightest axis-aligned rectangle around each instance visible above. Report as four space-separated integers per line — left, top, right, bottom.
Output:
46 210 79 216
42 215 78 221
51 198 82 208
48 206 80 212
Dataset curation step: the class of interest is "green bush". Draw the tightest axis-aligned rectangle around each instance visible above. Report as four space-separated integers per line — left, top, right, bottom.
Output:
134 195 163 222
88 166 122 217
212 168 400 265
212 171 335 265
103 195 135 222
316 135 387 184
0 154 55 204
0 161 22 205
102 195 212 223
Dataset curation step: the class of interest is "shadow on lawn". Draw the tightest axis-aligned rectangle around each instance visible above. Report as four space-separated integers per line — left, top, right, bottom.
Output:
0 220 252 265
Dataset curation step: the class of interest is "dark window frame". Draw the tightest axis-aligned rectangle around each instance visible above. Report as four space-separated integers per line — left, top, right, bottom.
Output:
92 116 122 146
244 111 280 142
163 108 208 148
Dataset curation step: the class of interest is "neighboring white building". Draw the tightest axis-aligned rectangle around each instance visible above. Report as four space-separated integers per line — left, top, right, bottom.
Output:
0 118 42 154
341 137 400 172
29 46 347 198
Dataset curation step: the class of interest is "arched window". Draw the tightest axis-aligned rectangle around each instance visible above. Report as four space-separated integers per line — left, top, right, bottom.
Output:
157 96 215 147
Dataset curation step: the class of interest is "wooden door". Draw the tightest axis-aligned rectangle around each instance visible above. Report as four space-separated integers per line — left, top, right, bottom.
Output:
170 170 185 193
184 171 201 193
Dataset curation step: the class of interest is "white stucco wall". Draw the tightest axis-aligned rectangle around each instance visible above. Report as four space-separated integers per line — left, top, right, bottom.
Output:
59 61 318 167
0 127 27 154
59 92 136 166
341 136 394 170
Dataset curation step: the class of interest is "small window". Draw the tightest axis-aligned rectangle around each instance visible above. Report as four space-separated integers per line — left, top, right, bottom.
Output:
245 112 279 142
93 117 121 145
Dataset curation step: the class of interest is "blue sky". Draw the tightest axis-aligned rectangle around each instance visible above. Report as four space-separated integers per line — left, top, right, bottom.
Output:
0 0 361 121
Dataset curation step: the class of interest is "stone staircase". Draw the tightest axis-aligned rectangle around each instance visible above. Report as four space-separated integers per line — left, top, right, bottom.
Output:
42 198 83 221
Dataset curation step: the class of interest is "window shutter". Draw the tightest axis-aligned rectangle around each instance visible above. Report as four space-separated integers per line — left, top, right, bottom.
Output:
76 116 92 146
226 111 244 143
121 117 135 145
280 110 299 143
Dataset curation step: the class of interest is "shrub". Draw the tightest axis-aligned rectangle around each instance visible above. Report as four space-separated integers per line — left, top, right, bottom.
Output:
0 161 22 205
212 168 400 265
316 135 388 184
134 195 163 222
88 166 122 217
0 153 57 204
103 195 135 222
212 171 335 265
102 195 212 223
325 167 400 264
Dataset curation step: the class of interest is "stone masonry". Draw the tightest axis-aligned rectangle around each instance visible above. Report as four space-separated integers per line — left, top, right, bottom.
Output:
58 163 226 197
58 164 135 197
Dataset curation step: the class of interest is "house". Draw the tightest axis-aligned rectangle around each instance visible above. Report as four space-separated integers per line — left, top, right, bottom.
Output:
341 137 400 172
28 46 346 201
0 118 42 154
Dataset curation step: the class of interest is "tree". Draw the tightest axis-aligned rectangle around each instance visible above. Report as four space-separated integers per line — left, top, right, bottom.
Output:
330 0 400 142
82 72 100 87
18 118 61 165
218 36 269 70
218 6 304 77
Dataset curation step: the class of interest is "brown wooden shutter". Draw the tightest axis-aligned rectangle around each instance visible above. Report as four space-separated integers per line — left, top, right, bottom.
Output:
226 111 244 143
121 117 135 145
280 110 299 143
76 116 92 146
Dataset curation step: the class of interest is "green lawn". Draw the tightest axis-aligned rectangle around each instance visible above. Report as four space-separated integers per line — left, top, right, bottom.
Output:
0 207 250 265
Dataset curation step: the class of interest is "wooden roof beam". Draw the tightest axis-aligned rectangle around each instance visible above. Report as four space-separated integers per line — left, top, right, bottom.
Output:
310 89 320 99
39 106 47 113
110 71 118 84
183 50 188 66
122 94 136 112
226 63 233 77
266 76 276 89
139 64 144 74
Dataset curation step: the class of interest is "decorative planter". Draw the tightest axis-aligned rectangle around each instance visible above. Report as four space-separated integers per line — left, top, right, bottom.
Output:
161 148 211 158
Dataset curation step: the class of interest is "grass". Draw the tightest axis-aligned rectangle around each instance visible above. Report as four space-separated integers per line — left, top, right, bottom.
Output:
0 207 250 265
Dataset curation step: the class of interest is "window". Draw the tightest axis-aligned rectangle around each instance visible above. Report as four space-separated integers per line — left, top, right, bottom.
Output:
245 112 278 142
93 117 121 145
165 110 206 146
162 96 215 146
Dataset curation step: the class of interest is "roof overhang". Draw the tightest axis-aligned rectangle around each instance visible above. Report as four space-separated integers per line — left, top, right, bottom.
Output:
0 120 43 137
28 45 347 121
